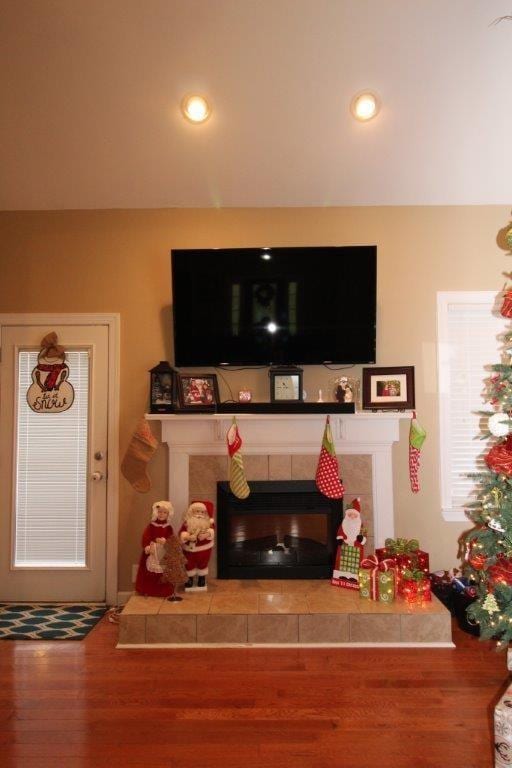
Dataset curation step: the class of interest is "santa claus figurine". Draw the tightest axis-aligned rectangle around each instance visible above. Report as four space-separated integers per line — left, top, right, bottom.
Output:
135 500 175 598
332 497 367 586
179 501 215 591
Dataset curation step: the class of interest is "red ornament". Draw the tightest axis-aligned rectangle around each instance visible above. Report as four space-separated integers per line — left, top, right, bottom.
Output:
489 554 512 586
486 435 512 476
469 553 486 570
501 289 512 318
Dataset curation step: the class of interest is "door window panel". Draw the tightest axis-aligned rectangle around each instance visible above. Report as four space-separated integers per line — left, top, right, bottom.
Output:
15 350 89 567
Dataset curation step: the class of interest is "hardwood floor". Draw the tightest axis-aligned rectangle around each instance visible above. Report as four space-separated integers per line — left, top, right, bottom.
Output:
0 616 508 768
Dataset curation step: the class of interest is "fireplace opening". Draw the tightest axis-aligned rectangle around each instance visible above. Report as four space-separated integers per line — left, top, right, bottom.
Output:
217 480 343 579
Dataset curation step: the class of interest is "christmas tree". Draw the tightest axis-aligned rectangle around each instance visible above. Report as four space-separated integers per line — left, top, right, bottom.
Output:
161 534 189 597
463 224 512 648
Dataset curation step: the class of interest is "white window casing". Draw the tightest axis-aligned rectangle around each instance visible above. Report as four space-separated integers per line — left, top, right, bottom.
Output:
437 291 508 522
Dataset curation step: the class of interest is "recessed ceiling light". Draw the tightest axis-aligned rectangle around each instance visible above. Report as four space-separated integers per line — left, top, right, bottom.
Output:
350 91 380 122
181 94 211 124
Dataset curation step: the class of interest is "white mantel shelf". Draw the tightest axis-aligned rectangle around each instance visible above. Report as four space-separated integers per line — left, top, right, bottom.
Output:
146 411 412 547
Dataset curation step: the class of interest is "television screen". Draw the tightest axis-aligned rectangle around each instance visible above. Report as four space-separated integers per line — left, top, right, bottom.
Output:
171 246 376 367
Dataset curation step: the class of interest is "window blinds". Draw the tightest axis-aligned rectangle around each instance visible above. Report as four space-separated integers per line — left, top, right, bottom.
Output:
15 351 89 567
437 292 507 521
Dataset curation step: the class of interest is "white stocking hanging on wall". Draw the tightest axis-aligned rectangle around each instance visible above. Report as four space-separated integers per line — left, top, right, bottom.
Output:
26 332 75 413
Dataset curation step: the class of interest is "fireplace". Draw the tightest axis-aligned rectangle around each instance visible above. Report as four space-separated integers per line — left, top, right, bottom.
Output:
217 480 343 579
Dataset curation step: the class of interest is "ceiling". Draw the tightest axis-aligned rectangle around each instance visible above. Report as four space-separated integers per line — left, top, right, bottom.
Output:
1 0 512 210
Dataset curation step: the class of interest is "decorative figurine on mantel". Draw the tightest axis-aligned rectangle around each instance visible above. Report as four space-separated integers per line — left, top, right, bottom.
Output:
334 376 353 403
179 501 215 591
135 500 175 598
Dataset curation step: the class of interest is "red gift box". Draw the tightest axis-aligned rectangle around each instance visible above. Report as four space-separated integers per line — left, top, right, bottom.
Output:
401 574 432 603
376 538 429 591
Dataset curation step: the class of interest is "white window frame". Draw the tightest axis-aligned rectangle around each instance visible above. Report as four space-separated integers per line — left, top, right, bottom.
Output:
437 291 506 522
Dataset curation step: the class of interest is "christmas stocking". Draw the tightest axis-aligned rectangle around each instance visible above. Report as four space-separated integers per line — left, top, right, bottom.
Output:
227 417 250 499
315 415 344 499
121 419 158 493
409 411 426 493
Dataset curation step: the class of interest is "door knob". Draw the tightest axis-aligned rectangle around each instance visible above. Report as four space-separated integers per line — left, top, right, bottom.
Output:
91 471 104 481
94 451 105 461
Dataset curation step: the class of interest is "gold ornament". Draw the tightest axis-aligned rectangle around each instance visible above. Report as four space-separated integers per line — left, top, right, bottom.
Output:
491 487 504 507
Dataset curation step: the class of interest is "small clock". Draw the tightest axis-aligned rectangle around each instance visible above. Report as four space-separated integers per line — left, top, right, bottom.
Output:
269 366 304 403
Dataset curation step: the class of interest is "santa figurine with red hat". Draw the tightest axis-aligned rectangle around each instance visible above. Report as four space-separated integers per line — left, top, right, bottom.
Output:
179 501 215 591
332 498 367 587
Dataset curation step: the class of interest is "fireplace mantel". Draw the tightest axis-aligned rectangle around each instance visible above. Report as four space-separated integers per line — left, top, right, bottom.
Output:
146 411 410 548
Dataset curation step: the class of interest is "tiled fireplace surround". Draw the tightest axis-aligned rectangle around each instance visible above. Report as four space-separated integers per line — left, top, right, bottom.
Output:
150 411 406 568
119 413 452 647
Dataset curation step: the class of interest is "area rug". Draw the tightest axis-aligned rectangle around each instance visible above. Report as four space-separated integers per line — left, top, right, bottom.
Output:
0 603 107 640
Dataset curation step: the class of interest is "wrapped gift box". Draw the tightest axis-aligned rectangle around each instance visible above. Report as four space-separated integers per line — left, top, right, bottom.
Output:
429 570 454 611
401 572 432 603
495 681 512 767
359 555 395 602
376 538 429 591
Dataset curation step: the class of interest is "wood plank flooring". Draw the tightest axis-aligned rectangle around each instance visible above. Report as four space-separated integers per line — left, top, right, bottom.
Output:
0 616 508 768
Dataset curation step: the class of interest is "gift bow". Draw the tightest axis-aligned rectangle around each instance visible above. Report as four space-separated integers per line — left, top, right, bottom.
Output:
360 555 395 597
401 568 426 582
384 537 420 555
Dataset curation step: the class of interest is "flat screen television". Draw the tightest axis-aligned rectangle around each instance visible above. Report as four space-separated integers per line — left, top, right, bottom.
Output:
171 246 377 367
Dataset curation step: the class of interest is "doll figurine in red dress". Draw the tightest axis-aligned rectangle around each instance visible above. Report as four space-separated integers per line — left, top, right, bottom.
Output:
135 500 175 598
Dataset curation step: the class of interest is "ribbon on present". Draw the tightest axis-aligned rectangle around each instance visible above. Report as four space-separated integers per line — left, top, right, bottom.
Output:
384 537 420 555
402 568 426 581
360 555 396 600
379 538 430 576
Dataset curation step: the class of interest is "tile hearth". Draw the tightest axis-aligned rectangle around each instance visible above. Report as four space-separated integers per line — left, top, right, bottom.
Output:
118 579 453 648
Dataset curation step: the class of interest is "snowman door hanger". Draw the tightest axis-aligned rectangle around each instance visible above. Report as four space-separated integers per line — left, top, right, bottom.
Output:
26 332 75 413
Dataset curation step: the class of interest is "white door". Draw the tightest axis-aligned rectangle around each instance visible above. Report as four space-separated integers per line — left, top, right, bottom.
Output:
0 323 109 601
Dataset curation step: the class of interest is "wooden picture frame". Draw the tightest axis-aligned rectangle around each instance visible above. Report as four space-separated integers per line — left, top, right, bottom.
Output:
176 373 220 412
362 366 415 411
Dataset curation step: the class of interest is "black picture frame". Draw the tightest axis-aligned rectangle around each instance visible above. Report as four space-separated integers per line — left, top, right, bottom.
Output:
176 373 220 412
362 366 415 411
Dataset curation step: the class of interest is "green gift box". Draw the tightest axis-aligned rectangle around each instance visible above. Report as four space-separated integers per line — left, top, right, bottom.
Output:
359 555 396 602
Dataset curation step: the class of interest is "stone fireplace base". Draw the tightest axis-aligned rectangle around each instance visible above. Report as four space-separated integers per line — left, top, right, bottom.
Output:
118 579 453 648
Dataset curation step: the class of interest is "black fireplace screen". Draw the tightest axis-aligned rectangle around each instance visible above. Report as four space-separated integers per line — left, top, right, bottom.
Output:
217 480 343 579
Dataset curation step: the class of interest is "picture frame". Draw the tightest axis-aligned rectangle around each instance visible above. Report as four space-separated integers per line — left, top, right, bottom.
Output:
176 373 220 412
362 366 415 411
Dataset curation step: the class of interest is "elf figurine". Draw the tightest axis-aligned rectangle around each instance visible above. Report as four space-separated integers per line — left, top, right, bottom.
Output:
135 500 175 598
332 498 367 585
179 501 215 591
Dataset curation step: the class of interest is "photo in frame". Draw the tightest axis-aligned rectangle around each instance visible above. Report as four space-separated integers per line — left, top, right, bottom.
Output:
176 373 220 411
362 366 415 411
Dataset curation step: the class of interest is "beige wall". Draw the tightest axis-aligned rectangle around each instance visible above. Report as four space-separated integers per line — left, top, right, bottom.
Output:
1 206 509 592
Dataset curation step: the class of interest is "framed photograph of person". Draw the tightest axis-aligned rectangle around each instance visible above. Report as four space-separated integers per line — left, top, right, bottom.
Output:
176 373 220 412
362 366 415 411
